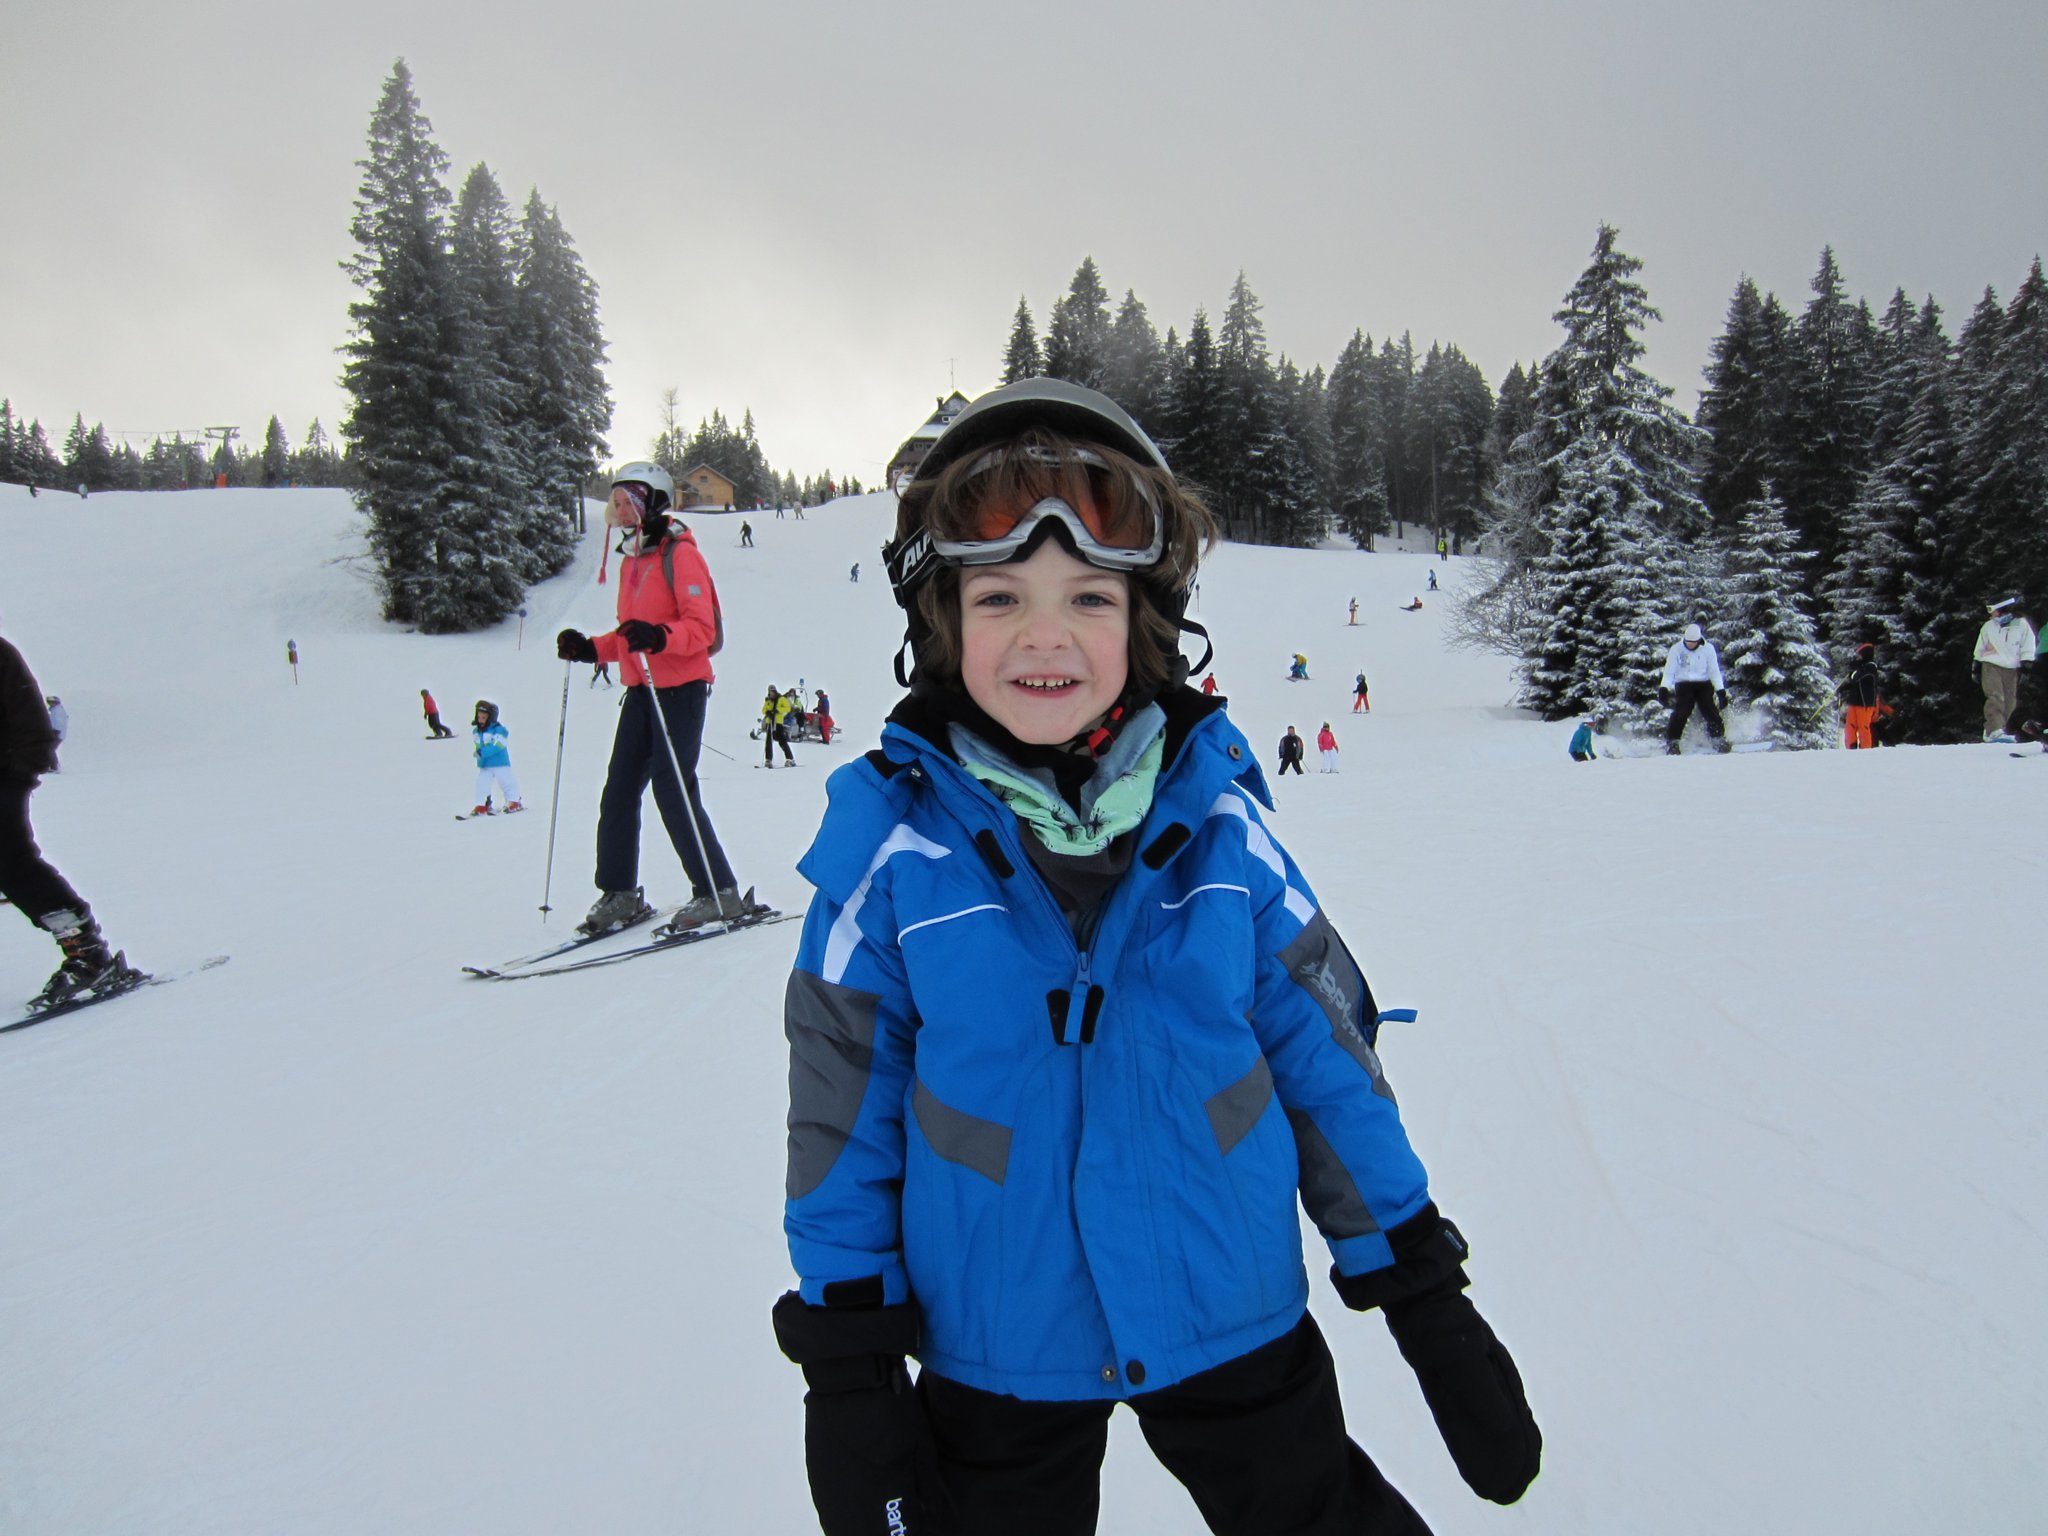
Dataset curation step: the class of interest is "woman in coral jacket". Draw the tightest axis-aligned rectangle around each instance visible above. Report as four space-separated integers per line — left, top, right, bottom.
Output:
556 462 747 937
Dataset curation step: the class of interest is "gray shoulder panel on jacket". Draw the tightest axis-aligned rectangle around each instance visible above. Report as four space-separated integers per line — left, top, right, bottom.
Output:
785 968 881 1200
1277 910 1395 1103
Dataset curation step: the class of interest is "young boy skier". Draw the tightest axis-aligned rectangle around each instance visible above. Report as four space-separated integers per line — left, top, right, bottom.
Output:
771 379 1540 1536
469 701 523 814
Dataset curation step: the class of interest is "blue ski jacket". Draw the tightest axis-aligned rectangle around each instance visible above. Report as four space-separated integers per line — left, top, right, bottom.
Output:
783 693 1432 1401
473 720 511 769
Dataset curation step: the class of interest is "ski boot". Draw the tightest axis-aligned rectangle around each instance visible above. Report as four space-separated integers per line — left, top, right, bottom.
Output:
578 886 654 937
470 804 494 816
656 886 752 938
30 909 136 1012
503 801 524 813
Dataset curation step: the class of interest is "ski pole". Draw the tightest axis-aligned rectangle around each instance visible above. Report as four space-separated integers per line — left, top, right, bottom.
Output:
635 651 736 919
538 659 573 920
701 739 736 762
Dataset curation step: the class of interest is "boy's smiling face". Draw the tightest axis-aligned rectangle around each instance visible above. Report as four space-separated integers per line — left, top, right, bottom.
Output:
957 539 1130 747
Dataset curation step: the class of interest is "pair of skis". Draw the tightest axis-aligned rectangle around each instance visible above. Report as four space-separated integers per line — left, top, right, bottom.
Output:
462 888 794 981
3 955 231 1034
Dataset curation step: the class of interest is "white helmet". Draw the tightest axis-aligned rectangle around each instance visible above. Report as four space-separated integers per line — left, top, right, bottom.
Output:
610 461 675 515
1682 622 1704 643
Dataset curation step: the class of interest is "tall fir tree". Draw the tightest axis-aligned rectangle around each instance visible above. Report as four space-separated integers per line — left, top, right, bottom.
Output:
1102 289 1165 432
1469 225 1705 673
1953 260 2048 626
1211 271 1281 541
1412 343 1494 550
1326 330 1387 550
1696 277 1795 527
342 61 523 631
1718 493 1835 748
1776 248 1878 572
1042 257 1111 389
1000 296 1042 384
513 189 608 552
1520 436 1680 725
451 162 548 577
1168 309 1224 504
1819 296 1948 662
260 415 291 486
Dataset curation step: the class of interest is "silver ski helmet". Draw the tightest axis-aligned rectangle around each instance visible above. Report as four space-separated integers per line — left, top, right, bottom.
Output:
911 377 1170 488
883 379 1213 687
610 461 675 517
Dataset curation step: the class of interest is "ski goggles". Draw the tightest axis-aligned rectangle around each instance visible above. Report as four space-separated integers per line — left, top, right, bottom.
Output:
886 447 1164 598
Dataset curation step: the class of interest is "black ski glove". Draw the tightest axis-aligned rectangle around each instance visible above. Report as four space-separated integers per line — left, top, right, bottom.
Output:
556 629 598 663
1715 689 1729 711
1331 1207 1541 1506
1657 687 1672 708
617 618 669 654
773 1290 936 1536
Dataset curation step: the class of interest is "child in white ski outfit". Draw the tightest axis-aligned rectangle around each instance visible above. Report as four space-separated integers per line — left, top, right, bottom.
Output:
471 700 523 813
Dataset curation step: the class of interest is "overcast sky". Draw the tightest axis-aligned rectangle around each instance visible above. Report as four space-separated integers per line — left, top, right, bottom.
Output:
5 0 2044 484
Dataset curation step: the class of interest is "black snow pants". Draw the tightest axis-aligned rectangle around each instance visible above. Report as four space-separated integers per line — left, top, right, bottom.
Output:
917 1313 1431 1536
1664 681 1727 751
595 683 736 897
0 779 87 926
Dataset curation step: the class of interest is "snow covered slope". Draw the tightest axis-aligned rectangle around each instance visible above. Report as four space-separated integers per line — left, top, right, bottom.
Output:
2 484 2043 1535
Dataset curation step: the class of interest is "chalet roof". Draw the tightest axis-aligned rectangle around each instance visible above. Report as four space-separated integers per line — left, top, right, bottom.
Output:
682 462 735 483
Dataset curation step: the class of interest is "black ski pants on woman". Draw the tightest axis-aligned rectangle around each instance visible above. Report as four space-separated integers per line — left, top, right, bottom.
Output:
1664 680 1727 751
0 780 87 925
917 1313 1431 1536
595 683 736 897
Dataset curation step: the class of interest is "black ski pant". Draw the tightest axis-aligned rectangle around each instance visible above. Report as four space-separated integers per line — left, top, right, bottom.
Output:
426 712 451 737
595 683 736 897
918 1314 1430 1536
1279 758 1304 775
0 780 87 927
1664 681 1726 750
765 723 793 764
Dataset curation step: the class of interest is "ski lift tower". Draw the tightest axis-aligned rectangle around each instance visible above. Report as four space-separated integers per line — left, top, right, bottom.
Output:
203 426 240 487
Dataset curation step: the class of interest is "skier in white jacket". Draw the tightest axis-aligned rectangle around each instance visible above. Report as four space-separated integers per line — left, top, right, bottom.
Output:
1971 597 2035 743
1660 622 1730 755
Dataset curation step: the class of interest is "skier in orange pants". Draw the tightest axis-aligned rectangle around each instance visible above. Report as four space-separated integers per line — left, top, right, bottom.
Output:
1840 643 1895 749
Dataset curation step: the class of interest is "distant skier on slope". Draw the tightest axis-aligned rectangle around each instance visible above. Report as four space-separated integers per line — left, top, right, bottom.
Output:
761 684 796 767
1353 671 1371 713
1317 721 1340 772
555 462 747 937
772 378 1539 1536
1972 597 2034 744
812 688 834 745
469 700 523 815
421 688 454 739
1659 622 1731 755
1 632 136 1009
1288 653 1309 680
1568 720 1597 762
1278 724 1306 775
1837 643 1895 750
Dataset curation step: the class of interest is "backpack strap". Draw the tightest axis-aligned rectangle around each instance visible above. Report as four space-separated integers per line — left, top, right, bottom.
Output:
660 535 725 657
